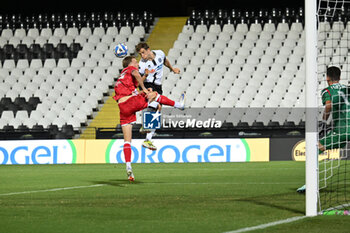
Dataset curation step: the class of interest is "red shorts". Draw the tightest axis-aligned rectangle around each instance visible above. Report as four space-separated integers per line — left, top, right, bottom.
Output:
118 94 148 126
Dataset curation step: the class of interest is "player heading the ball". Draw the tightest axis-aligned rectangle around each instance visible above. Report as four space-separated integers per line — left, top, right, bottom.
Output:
113 55 185 181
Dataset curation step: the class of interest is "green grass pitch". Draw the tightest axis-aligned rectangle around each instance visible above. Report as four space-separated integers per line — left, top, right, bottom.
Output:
0 162 349 233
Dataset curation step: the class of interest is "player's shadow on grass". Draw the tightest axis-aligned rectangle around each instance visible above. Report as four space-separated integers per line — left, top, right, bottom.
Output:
90 179 144 187
237 192 305 215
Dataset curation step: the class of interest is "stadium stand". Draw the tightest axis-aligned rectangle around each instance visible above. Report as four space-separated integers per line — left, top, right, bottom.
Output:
0 11 153 139
2 7 348 139
166 8 308 127
97 8 310 139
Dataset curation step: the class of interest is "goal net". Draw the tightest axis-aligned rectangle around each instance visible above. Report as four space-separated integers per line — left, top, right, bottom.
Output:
317 0 350 214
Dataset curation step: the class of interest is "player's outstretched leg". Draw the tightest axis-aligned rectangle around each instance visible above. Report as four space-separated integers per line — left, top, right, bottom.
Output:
142 93 185 151
143 102 161 146
141 104 158 150
156 93 185 110
148 92 185 110
124 141 134 181
121 124 135 181
141 108 158 151
143 103 161 150
139 107 155 135
124 142 134 181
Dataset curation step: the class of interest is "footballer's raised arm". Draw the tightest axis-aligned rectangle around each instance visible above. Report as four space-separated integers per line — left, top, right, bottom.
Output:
323 100 332 121
132 69 148 93
140 69 149 82
138 62 147 81
164 57 180 74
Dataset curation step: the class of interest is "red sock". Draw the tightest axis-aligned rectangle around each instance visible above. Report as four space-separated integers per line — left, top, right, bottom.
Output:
157 95 175 106
124 142 131 162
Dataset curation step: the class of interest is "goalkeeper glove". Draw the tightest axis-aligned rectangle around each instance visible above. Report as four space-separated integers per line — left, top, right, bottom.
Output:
318 120 327 138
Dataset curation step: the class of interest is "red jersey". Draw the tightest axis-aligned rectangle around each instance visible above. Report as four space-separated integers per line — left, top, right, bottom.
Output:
113 66 139 101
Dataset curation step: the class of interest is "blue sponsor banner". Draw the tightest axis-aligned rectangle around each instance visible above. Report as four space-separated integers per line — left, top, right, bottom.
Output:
106 139 255 163
0 140 76 165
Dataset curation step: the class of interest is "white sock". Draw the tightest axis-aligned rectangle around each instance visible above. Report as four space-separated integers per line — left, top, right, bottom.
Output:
174 101 183 109
148 101 159 109
155 94 160 102
146 129 156 141
126 162 132 170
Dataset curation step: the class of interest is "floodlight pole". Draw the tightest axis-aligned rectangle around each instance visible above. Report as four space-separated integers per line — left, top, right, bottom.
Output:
305 0 319 216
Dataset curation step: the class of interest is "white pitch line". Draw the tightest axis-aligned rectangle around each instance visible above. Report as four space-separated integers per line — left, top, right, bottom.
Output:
140 168 303 171
144 182 301 185
223 216 308 233
0 181 301 197
0 184 106 196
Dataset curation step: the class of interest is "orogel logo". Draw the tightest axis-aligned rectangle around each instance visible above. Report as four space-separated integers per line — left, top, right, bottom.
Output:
106 139 250 163
0 140 77 165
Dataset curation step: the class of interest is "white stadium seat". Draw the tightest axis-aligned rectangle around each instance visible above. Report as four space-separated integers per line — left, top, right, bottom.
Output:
236 23 249 34
53 28 66 38
48 36 60 46
133 26 145 38
61 35 74 45
22 36 35 47
27 28 40 38
209 24 221 34
222 24 235 34
195 25 208 34
119 26 132 37
182 25 194 34
67 27 79 37
1 29 13 39
106 27 119 36
34 36 48 46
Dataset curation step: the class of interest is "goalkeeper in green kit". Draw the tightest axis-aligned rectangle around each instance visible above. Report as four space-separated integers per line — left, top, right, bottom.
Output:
297 66 350 193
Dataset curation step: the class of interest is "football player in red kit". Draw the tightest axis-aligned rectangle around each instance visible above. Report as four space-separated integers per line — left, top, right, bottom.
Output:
114 56 185 181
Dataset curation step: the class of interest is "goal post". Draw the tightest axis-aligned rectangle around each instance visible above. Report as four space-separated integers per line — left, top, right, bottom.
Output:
305 0 319 217
306 0 350 215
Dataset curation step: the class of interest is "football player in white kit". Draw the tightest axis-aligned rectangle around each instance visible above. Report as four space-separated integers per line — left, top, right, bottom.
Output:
136 42 181 150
